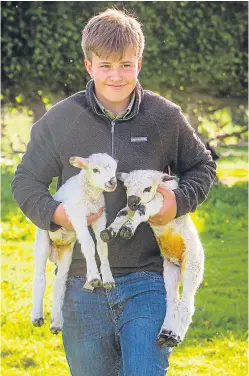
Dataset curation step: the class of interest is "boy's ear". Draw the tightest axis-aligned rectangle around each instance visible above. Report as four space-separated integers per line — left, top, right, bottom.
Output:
116 172 128 182
137 57 142 74
69 157 88 169
161 174 175 182
84 59 93 78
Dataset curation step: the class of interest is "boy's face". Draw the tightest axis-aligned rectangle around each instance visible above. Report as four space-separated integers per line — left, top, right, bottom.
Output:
84 48 142 111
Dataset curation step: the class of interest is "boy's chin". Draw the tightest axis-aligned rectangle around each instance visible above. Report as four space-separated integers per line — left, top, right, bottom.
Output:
105 93 128 100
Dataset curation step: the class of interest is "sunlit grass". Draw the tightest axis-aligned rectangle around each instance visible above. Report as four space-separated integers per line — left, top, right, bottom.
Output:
169 336 248 376
1 110 32 156
1 233 248 375
216 145 248 185
1 242 69 375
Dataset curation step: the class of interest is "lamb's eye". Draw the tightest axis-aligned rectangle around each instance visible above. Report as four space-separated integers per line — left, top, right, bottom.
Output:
93 168 100 173
143 187 152 193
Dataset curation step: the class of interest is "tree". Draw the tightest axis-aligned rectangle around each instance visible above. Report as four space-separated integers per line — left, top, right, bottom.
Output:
2 1 248 140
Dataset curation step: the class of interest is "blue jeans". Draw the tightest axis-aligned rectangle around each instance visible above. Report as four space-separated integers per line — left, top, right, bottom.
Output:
62 272 172 376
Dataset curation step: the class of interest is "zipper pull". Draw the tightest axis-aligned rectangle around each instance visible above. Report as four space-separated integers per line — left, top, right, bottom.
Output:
111 120 115 133
111 121 115 158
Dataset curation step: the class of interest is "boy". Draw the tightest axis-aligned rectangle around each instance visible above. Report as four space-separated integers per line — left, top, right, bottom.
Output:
12 8 216 376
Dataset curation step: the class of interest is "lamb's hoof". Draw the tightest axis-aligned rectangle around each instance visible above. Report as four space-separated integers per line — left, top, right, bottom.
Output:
103 281 115 290
89 278 102 288
100 228 116 243
32 317 44 327
50 326 62 335
156 329 181 347
119 226 133 240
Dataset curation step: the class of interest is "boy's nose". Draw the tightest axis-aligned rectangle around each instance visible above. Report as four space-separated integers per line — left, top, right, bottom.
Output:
109 68 122 80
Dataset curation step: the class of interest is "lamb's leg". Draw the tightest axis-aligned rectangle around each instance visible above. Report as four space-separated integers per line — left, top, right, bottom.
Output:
119 195 163 239
71 217 102 287
64 203 102 287
31 228 51 327
100 206 132 242
92 213 115 289
177 249 204 341
157 258 182 347
50 244 74 334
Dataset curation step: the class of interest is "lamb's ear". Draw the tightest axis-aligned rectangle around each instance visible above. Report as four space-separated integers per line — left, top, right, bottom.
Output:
69 156 88 169
161 173 176 182
116 172 128 182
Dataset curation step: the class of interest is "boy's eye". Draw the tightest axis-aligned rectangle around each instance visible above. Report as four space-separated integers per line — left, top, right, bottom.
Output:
101 65 110 68
93 168 100 173
143 187 152 193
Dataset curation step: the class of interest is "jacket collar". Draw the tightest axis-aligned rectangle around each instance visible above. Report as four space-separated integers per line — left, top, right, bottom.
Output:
85 79 143 119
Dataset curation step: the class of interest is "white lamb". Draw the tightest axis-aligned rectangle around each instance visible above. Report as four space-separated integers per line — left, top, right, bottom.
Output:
31 153 117 334
100 170 204 347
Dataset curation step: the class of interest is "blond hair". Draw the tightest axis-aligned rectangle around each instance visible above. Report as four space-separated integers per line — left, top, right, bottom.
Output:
82 8 144 61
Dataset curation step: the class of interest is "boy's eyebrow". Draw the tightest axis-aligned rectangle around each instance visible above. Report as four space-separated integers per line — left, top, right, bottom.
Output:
98 60 135 64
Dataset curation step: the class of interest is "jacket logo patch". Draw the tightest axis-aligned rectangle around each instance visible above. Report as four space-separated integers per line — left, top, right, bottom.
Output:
131 137 148 143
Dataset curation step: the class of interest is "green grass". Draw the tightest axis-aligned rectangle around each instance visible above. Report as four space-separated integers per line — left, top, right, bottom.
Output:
216 145 248 185
1 143 248 375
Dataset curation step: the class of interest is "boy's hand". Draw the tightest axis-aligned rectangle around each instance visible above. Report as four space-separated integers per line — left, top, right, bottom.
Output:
149 185 177 226
87 208 104 226
52 203 104 230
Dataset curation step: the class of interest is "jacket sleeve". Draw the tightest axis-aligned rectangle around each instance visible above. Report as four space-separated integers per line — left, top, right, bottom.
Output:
171 108 217 217
11 112 63 231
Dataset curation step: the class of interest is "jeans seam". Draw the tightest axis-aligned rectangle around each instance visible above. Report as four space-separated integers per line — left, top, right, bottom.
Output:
114 355 121 376
105 288 122 376
106 290 120 328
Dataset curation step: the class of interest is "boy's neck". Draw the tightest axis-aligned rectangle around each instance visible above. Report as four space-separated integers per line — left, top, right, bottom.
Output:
94 90 131 115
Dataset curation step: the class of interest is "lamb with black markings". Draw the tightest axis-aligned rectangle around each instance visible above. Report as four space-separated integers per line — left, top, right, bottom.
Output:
101 170 204 348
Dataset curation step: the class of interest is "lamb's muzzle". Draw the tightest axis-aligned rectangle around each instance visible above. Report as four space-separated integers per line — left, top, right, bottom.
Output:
127 195 141 210
105 177 117 191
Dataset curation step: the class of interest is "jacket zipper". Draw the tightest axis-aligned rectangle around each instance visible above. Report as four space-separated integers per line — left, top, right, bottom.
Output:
111 120 115 158
110 113 137 159
93 105 136 159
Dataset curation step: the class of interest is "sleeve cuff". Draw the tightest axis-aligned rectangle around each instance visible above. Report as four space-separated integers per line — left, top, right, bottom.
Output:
45 200 62 232
172 188 188 218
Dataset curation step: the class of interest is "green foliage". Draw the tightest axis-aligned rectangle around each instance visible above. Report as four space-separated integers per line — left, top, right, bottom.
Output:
198 106 248 144
192 181 248 235
1 214 35 242
1 163 57 242
135 1 248 98
2 1 248 110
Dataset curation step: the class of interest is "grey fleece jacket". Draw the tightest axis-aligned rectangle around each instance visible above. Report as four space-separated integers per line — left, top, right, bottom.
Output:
11 80 216 276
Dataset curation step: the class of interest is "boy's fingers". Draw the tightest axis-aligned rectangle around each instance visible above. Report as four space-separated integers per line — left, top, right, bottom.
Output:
87 208 104 225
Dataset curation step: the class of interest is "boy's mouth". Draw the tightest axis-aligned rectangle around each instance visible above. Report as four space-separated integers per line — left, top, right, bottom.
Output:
107 84 125 88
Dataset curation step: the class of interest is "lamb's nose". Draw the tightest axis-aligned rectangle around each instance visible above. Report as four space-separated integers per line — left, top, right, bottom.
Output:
109 177 117 186
128 196 141 211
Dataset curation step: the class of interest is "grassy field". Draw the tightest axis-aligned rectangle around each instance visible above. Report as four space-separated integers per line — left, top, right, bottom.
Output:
1 143 248 375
